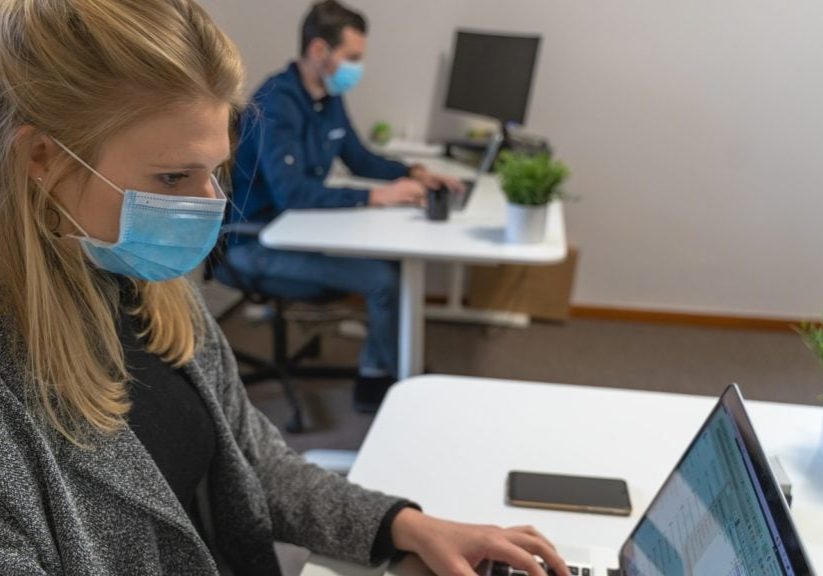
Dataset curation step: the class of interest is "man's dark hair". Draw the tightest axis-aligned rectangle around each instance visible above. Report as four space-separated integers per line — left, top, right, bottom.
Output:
301 0 368 55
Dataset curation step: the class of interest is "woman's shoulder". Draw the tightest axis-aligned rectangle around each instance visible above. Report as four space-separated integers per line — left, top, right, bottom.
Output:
0 312 26 399
187 280 234 376
187 280 223 344
0 313 52 439
0 315 44 448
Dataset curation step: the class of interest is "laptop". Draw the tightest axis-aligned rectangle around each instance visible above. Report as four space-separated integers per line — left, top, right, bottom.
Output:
451 132 504 211
490 384 815 576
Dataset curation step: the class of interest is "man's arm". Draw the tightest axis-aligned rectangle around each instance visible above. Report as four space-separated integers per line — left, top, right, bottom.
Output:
242 93 371 210
335 104 465 194
338 104 409 181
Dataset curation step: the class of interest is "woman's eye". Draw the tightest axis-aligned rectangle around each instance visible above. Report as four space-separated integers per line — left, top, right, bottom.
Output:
158 172 190 187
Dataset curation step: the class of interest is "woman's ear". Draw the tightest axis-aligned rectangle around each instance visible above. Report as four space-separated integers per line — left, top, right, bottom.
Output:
18 126 60 182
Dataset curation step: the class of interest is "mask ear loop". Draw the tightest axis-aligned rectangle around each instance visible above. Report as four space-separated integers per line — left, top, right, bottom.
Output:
33 170 93 239
51 138 126 196
52 202 92 239
36 176 62 235
47 138 128 239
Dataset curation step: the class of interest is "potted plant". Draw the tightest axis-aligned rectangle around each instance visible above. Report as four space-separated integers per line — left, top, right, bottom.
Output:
370 121 393 145
496 150 570 244
799 317 823 398
798 317 823 469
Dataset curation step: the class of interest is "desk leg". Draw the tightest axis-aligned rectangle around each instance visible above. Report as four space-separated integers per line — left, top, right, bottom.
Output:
425 263 531 328
399 258 425 379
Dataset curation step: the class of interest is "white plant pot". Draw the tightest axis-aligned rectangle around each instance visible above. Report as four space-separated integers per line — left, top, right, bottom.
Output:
505 202 548 244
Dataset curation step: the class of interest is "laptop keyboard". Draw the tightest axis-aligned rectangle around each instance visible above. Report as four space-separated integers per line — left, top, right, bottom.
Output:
491 560 593 576
448 179 476 211
548 562 591 576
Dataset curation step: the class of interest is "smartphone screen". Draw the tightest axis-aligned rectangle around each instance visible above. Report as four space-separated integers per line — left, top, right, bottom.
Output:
506 471 632 516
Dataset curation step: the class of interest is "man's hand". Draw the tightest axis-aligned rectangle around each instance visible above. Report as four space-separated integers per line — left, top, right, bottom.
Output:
391 509 570 576
370 178 427 206
409 165 466 194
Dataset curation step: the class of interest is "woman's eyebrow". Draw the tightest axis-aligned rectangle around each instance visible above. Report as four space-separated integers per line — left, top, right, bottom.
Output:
150 156 231 170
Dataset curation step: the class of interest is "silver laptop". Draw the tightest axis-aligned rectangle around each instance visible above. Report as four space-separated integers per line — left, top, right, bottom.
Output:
451 132 504 211
491 384 814 575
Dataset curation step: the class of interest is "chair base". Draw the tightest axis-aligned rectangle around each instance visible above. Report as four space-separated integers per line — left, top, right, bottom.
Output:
233 334 359 433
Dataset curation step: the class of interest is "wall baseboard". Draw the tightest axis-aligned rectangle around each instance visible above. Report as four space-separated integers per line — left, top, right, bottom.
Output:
424 295 810 332
570 306 808 332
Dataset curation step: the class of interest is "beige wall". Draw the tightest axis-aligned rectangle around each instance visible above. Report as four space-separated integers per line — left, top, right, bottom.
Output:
201 0 823 319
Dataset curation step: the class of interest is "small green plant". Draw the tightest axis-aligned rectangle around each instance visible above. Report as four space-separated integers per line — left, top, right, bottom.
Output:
797 317 823 402
496 150 570 206
370 121 392 145
798 318 823 369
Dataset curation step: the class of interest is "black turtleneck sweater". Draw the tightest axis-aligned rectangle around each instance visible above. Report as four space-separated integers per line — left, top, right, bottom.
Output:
117 284 216 527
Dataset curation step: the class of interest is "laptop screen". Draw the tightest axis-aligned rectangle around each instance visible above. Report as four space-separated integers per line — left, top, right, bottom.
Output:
620 387 803 575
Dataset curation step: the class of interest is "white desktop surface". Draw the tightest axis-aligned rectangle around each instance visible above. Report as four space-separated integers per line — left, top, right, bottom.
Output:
301 376 823 576
259 177 566 265
259 159 567 379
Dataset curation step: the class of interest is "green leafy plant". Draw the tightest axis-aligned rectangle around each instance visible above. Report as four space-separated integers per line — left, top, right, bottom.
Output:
496 150 570 206
370 121 392 145
798 318 823 370
797 317 823 402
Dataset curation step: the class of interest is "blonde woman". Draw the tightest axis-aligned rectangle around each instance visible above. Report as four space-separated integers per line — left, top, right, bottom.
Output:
0 1 569 575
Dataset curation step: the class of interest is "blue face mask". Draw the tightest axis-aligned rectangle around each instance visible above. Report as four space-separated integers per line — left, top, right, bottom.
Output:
52 140 227 282
323 59 364 96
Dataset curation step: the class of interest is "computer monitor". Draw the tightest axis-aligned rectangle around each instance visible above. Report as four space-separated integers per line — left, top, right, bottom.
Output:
444 31 541 125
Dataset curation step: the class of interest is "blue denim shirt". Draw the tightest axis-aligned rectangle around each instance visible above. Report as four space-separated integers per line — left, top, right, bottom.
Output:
230 62 409 225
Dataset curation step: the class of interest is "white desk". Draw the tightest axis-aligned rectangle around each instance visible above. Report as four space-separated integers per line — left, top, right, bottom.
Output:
301 376 823 576
259 161 567 379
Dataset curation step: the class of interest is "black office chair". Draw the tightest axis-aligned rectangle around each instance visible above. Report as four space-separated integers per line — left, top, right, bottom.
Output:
204 223 359 433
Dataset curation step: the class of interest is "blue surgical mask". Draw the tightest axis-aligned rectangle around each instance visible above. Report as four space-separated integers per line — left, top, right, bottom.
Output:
323 60 364 96
51 139 227 282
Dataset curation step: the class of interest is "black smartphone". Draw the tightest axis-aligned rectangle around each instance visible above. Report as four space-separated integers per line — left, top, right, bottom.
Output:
506 470 632 516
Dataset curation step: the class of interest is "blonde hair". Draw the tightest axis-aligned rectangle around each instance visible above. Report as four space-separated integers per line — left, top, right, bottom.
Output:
0 0 245 443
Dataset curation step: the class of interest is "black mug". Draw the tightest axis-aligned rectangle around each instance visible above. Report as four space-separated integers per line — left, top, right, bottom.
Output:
426 186 450 221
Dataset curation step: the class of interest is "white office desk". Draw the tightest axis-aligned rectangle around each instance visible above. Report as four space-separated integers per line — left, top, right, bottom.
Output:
259 162 567 379
301 376 823 576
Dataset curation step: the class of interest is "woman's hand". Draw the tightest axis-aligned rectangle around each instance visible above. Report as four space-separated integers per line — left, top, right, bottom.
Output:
390 508 570 576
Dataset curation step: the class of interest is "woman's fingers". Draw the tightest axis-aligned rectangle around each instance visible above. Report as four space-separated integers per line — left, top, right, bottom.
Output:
441 552 481 576
505 526 558 552
498 531 569 576
485 534 568 576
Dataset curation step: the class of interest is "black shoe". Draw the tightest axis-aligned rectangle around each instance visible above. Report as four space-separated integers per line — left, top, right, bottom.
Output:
353 375 395 414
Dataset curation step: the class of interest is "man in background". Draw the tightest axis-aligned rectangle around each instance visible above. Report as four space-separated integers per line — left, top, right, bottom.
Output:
228 0 462 411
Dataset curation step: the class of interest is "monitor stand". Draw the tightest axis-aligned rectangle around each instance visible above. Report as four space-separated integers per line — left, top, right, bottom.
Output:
442 121 508 160
443 137 490 159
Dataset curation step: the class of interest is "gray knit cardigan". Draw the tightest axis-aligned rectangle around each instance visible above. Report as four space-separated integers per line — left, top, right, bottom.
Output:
0 289 402 575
